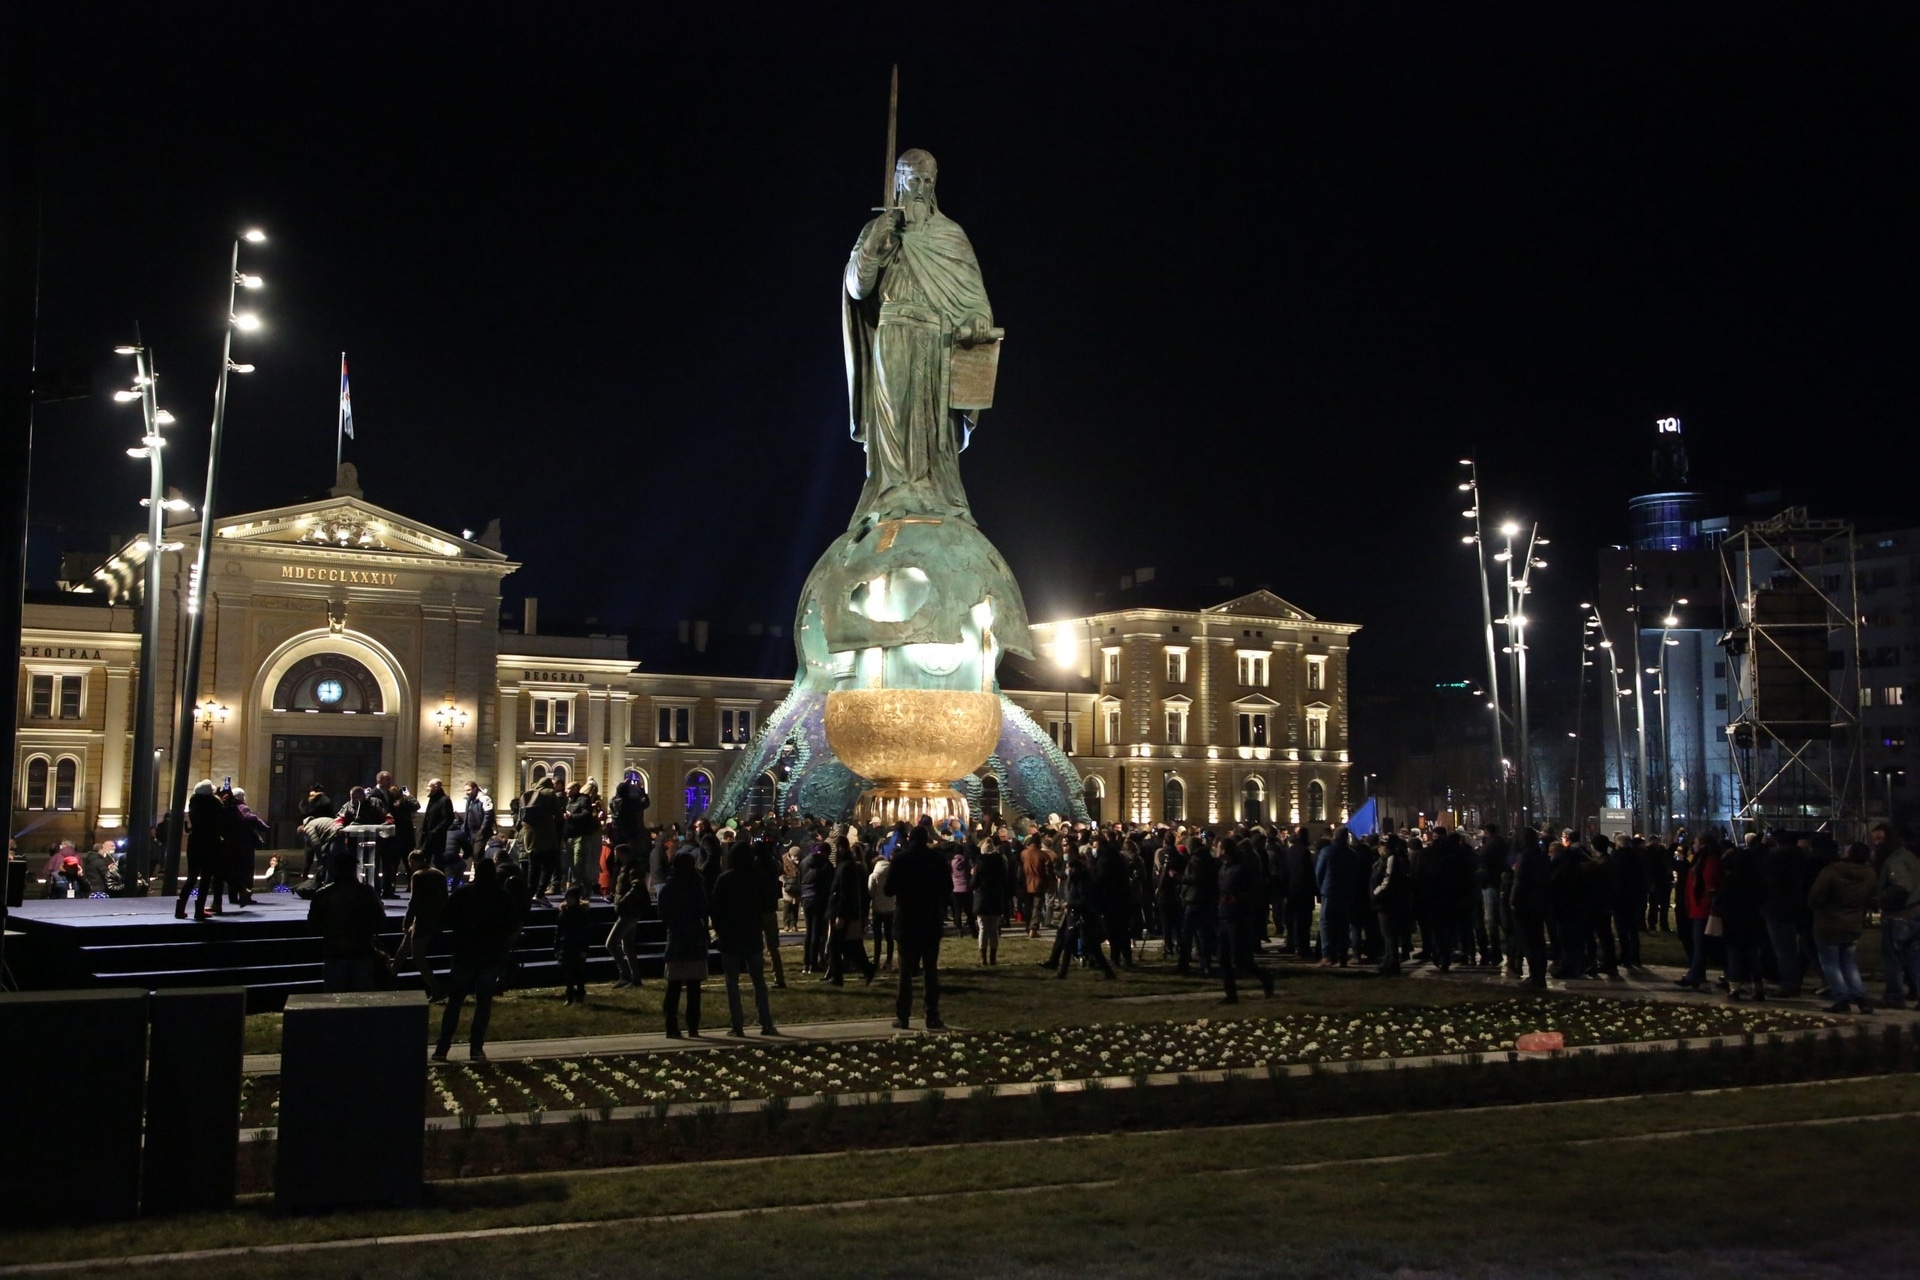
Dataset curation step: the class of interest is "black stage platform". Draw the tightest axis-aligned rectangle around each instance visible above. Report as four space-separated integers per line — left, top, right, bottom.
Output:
4 890 662 1012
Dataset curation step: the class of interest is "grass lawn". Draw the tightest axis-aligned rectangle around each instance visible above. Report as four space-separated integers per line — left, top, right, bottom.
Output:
243 933 1547 1055
8 1074 1916 1276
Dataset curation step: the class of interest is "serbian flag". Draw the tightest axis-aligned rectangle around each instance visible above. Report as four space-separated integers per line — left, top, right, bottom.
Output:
338 354 355 441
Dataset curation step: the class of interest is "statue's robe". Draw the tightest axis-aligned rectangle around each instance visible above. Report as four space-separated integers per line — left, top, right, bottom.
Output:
843 208 992 527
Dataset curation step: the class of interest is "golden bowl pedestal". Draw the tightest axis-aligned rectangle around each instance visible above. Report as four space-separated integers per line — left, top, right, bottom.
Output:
824 688 1002 827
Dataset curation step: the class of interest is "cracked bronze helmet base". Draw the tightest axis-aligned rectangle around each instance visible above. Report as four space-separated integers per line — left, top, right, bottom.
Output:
854 780 972 828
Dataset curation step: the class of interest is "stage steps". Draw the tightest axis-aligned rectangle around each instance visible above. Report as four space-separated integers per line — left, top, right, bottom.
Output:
5 895 676 1013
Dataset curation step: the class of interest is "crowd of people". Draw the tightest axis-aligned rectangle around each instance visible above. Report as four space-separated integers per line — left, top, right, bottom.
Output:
345 791 1920 1063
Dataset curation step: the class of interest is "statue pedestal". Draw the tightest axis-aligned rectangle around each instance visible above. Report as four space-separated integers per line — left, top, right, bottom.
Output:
855 780 970 828
825 687 998 829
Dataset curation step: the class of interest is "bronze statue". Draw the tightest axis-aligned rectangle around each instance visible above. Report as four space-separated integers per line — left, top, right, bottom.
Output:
842 147 1002 528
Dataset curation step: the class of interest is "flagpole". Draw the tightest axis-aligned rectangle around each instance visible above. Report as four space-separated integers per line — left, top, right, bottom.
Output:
335 351 344 477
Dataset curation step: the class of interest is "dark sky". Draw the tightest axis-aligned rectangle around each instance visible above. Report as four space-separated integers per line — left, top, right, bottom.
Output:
24 2 1919 692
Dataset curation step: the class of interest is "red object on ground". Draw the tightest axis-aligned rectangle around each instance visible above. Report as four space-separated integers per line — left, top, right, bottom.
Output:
1515 1031 1565 1053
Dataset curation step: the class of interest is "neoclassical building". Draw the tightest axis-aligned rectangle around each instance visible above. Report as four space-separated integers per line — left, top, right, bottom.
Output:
14 486 1355 848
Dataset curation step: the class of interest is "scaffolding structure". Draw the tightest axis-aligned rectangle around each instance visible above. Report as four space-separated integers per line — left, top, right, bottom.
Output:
1719 508 1864 836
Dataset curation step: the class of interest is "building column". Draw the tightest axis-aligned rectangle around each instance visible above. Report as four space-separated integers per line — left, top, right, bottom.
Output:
586 688 608 789
98 667 131 829
495 682 518 824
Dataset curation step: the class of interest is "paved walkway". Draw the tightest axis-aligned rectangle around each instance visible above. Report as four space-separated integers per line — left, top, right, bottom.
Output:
242 1017 917 1076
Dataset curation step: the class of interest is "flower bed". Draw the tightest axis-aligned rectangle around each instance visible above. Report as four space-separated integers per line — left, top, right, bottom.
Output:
239 996 1831 1127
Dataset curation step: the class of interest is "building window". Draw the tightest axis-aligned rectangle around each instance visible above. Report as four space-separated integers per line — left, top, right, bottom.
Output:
24 756 48 809
1237 653 1269 687
1048 718 1076 754
1887 687 1907 707
1306 656 1326 691
656 705 691 745
1106 708 1121 746
1237 712 1269 748
1163 774 1186 823
1103 648 1121 684
1306 714 1327 750
531 695 571 736
1164 706 1187 745
979 773 1002 817
684 769 711 816
28 673 83 721
1715 693 1729 711
1713 661 1727 679
720 707 754 745
1165 647 1187 683
54 757 77 810
1886 730 1908 750
1306 778 1326 822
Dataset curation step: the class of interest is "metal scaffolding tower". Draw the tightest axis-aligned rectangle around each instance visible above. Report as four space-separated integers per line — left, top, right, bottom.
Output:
1719 508 1864 837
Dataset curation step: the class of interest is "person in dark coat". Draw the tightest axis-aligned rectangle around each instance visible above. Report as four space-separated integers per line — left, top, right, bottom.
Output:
797 842 834 974
1642 835 1675 932
1370 834 1412 974
401 850 448 1000
434 857 518 1061
1582 837 1620 978
1509 827 1551 988
972 837 1011 965
1718 835 1769 1001
1155 839 1187 958
887 820 950 1029
222 787 269 906
710 844 777 1035
1546 832 1590 979
1216 837 1274 1000
308 850 390 991
1091 835 1130 970
1048 848 1116 978
824 841 877 985
610 771 650 850
656 852 710 1037
553 885 594 1005
1611 836 1648 969
176 780 225 920
1808 841 1877 1012
419 779 454 878
1176 837 1220 976
1760 833 1809 996
606 846 649 988
519 779 564 897
1282 828 1316 957
378 772 418 899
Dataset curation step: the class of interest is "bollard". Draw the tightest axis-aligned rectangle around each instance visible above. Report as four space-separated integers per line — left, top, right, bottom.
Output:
274 991 427 1212
0 990 147 1219
143 986 247 1214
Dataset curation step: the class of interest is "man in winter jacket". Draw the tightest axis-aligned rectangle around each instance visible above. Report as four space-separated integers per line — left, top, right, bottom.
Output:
1873 823 1920 1008
1508 828 1551 987
889 820 951 1029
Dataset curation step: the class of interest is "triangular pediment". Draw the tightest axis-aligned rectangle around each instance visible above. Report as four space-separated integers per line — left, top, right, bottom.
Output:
182 497 510 563
1203 589 1315 622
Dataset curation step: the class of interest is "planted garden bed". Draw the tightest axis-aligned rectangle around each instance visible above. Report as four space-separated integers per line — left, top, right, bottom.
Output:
239 996 1831 1127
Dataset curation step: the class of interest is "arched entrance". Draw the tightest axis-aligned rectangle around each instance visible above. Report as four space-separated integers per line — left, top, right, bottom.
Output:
1242 776 1266 824
1082 774 1104 823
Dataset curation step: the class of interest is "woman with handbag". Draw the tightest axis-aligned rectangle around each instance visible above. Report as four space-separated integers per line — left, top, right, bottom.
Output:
1676 833 1725 991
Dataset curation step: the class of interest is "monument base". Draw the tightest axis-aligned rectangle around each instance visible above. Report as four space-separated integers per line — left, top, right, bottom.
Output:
855 780 971 828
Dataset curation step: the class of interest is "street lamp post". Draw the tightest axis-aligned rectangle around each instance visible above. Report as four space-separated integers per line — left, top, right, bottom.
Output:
1458 459 1509 828
160 230 263 891
1584 604 1631 822
113 334 187 883
1495 520 1547 826
1654 600 1687 829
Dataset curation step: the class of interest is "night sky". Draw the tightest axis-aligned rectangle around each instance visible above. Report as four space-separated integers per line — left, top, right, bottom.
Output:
23 3 1918 692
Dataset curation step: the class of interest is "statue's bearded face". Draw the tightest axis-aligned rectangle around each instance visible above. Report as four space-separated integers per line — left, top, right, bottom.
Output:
895 163 936 213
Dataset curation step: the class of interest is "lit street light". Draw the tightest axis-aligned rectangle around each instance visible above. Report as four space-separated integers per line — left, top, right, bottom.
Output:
161 230 265 891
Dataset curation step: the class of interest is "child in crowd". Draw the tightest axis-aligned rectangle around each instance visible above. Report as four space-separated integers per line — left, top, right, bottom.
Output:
554 885 593 1005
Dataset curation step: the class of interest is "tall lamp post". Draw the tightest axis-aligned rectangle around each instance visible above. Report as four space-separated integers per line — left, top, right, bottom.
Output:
1873 766 1905 823
112 335 188 883
1495 520 1548 827
1458 459 1509 827
160 230 263 891
1583 603 1633 824
1653 600 1687 830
